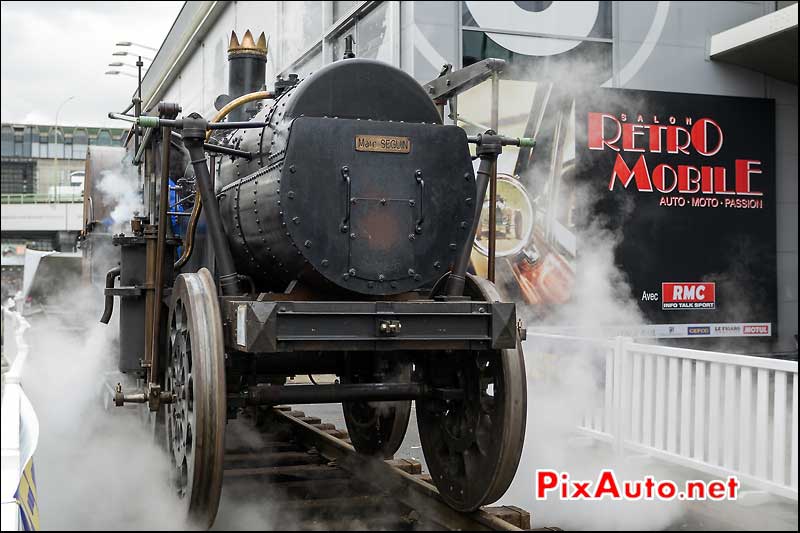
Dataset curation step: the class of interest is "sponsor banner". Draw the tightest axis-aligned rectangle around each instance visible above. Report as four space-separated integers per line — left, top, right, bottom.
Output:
529 322 771 339
577 89 776 329
457 63 776 337
742 324 771 336
687 326 711 336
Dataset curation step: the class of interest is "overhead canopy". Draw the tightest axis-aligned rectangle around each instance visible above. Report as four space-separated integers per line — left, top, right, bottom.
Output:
710 3 798 83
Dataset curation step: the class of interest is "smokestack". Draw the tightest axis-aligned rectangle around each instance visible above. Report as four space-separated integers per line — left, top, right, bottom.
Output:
224 30 267 121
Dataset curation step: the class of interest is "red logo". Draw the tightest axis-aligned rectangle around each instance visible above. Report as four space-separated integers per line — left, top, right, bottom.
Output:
662 282 715 310
743 325 770 335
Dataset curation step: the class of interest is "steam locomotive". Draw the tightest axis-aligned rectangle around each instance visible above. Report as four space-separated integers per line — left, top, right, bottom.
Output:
87 30 531 527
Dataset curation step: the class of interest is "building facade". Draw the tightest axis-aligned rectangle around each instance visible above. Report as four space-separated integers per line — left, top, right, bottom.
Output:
0 123 126 195
0 123 126 263
135 1 797 353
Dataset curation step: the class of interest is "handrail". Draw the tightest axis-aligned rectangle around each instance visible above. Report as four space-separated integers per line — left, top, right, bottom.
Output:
0 193 83 204
526 332 799 501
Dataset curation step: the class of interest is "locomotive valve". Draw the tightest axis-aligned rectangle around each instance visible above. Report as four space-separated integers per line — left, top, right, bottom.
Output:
113 382 176 409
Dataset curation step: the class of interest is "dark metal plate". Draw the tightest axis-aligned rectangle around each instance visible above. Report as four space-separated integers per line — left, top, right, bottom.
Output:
281 117 476 295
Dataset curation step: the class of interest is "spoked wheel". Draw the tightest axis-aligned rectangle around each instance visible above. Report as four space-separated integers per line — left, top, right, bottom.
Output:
342 356 412 458
164 268 226 529
417 273 526 511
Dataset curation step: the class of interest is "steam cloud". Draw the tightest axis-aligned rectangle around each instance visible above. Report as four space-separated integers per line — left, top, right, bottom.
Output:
96 164 143 233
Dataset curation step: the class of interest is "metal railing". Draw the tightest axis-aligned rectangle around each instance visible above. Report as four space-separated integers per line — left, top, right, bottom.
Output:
1 192 83 204
528 333 799 501
1 306 39 531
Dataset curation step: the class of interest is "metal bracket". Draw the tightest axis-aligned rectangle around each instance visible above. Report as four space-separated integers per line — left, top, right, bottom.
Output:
104 286 143 297
379 319 402 336
423 58 506 101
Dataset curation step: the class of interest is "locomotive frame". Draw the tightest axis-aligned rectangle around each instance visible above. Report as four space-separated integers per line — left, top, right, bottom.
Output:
89 31 535 528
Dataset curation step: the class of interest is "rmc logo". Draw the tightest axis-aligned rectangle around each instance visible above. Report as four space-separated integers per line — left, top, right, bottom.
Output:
662 282 716 310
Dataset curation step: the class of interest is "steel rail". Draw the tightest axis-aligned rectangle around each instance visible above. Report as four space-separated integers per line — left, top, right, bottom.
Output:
272 407 524 531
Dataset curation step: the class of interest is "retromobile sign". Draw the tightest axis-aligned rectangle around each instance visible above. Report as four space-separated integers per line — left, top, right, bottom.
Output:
576 88 777 336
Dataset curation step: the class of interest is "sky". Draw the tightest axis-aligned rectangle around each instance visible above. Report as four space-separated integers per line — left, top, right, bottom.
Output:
1 1 184 128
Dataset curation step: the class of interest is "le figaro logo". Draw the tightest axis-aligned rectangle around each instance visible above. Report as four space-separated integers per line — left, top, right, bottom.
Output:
662 282 716 310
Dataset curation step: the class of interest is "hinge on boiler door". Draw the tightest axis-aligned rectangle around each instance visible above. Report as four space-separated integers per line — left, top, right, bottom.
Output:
379 319 402 336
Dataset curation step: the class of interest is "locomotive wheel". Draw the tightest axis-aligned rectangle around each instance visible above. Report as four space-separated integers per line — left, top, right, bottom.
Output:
417 273 526 511
342 358 412 458
164 268 226 529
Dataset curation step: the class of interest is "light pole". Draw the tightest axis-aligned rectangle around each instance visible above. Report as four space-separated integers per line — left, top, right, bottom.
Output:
54 95 75 188
108 61 140 69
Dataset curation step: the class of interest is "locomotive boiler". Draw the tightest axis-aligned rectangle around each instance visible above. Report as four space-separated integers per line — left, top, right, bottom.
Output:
93 30 533 528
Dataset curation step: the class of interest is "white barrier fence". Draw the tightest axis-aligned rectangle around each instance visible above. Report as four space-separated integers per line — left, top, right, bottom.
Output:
528 333 798 501
1 307 40 531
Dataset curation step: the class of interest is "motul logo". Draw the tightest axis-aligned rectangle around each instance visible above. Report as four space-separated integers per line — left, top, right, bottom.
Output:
662 282 715 310
743 325 770 335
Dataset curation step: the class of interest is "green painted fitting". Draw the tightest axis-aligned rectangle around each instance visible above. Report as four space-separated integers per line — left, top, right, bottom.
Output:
518 137 536 148
138 116 160 128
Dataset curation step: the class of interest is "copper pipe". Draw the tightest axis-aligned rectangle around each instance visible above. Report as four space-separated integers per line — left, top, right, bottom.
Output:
174 90 274 269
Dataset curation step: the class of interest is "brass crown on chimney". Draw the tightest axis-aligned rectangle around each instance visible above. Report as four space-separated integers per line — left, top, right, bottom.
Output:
228 30 268 58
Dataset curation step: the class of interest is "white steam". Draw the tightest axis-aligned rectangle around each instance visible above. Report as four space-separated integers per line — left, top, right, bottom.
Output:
18 286 186 530
496 224 686 530
96 165 143 233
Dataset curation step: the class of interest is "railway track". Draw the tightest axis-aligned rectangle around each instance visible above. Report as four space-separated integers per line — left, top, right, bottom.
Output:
218 406 545 531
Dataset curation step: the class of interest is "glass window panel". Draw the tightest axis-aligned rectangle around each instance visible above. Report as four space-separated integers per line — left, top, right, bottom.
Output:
333 1 359 22
1 126 13 156
97 130 112 146
73 129 88 159
357 2 390 62
23 129 32 157
281 1 322 67
13 130 23 156
49 129 65 158
38 133 48 158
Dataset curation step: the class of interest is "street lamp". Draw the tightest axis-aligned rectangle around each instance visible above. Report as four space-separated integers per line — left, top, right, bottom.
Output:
108 61 140 69
112 50 153 61
116 41 158 52
54 96 75 187
105 70 138 78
